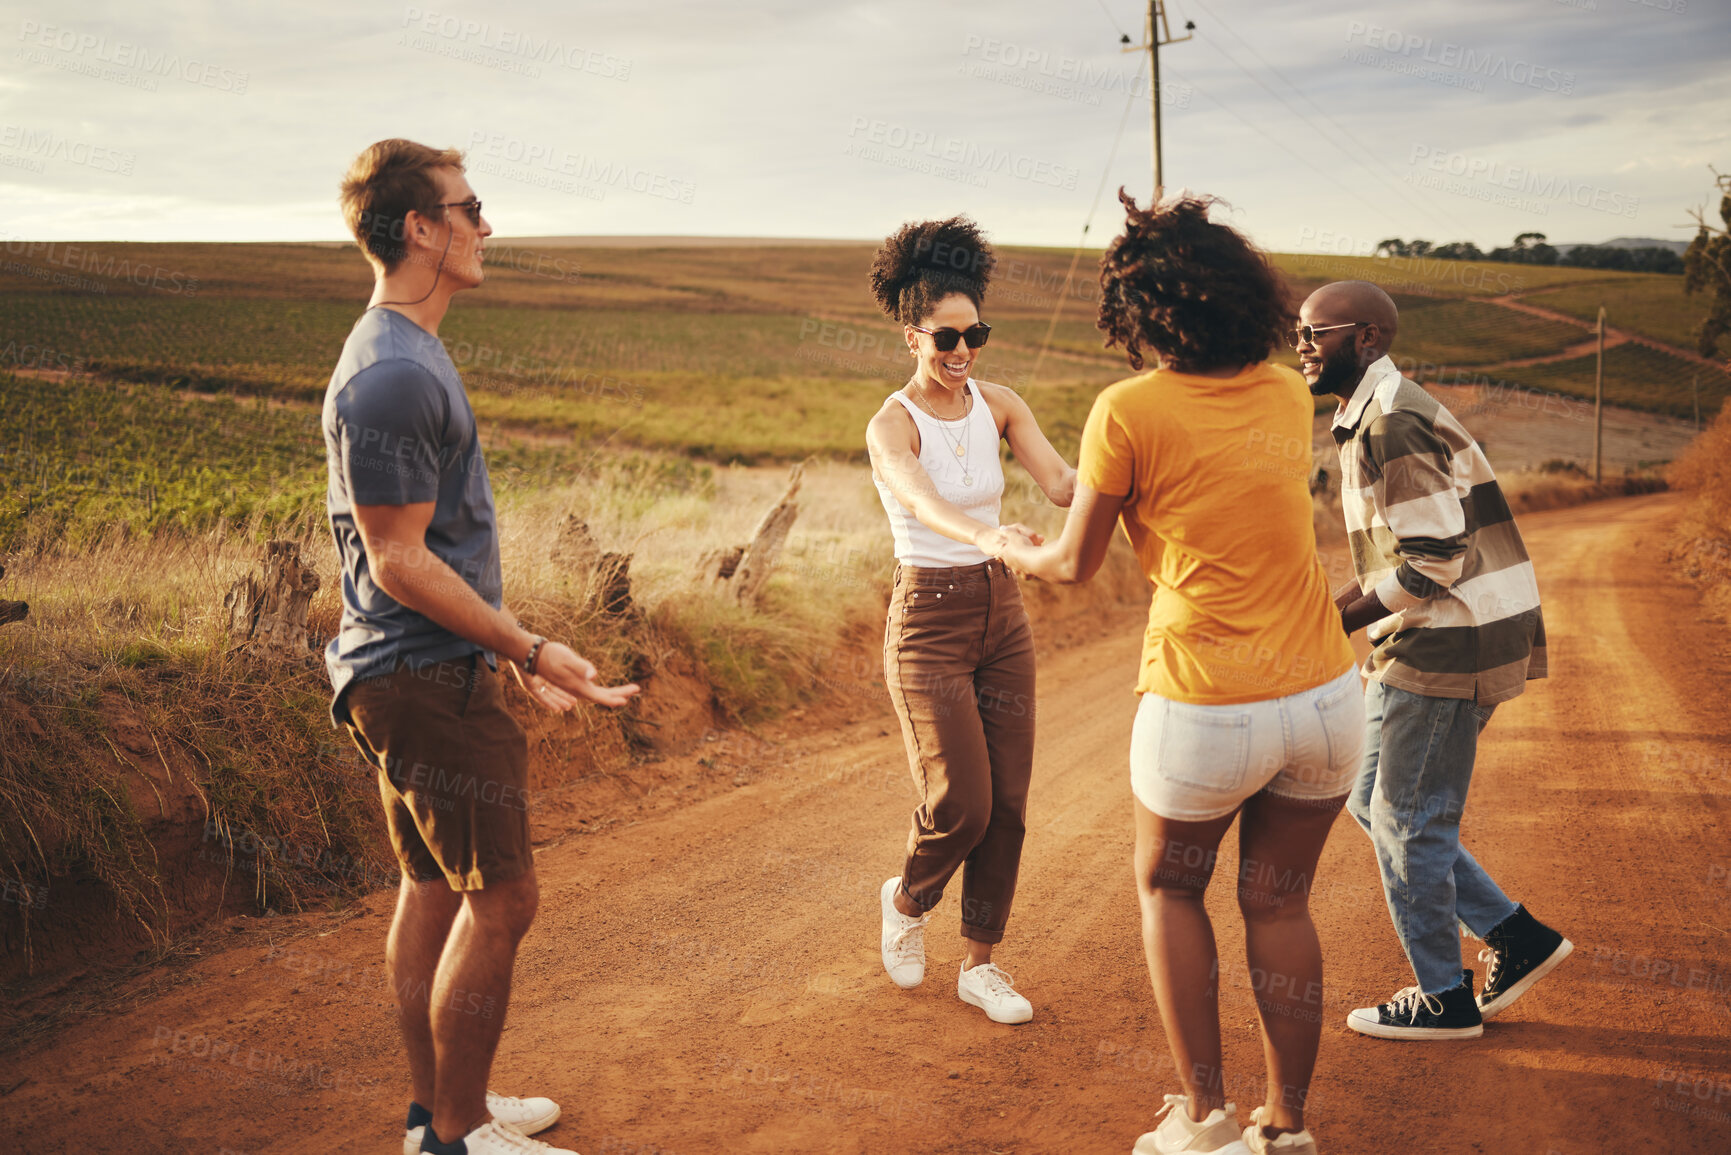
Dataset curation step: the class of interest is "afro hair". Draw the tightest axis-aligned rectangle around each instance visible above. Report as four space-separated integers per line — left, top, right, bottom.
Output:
868 215 996 325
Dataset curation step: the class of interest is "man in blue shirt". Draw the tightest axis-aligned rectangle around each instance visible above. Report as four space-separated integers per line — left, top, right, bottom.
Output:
325 138 638 1155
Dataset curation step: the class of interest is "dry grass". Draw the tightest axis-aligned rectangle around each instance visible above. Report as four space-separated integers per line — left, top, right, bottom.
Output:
0 526 391 975
0 449 909 973
1498 462 1669 515
1667 406 1731 620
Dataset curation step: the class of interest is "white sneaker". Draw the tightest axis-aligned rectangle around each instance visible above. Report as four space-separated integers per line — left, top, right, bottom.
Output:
880 876 930 989
426 1120 578 1154
956 961 1033 1024
1133 1093 1251 1154
404 1092 562 1154
1241 1106 1318 1154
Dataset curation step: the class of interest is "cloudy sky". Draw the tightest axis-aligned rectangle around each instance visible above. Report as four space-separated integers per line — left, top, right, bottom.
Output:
3 0 1726 253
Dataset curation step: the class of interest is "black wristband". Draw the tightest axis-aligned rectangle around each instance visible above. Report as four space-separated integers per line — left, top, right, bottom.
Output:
523 635 547 676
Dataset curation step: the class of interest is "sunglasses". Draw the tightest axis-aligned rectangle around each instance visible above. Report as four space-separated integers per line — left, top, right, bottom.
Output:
1288 321 1365 349
909 322 991 352
439 198 483 226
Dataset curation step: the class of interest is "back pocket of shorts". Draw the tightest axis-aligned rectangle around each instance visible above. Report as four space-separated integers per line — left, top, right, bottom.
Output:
1157 702 1252 794
1313 677 1366 784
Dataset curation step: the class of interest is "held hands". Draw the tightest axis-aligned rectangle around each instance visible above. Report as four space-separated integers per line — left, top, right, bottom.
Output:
510 640 642 712
977 523 1043 578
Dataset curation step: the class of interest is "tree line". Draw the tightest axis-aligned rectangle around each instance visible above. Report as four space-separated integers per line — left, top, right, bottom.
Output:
1376 232 1683 273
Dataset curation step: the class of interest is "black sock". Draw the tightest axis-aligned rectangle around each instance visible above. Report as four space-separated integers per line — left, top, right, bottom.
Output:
418 1124 468 1155
406 1101 434 1131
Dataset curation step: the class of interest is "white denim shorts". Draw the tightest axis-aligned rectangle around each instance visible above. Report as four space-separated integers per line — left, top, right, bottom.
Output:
1130 668 1365 822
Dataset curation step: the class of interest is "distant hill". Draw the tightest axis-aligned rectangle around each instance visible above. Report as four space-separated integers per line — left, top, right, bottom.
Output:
1555 236 1692 255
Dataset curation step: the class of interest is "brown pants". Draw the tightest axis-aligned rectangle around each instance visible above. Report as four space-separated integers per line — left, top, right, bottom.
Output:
883 560 1037 944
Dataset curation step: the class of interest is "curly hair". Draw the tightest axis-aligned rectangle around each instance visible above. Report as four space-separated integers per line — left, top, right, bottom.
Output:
1096 190 1291 373
868 215 995 324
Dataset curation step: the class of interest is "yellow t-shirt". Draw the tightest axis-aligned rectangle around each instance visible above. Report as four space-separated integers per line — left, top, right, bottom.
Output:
1078 362 1355 704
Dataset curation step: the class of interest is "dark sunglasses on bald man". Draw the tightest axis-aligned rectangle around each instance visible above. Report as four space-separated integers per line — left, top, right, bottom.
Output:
1288 321 1365 349
909 322 991 352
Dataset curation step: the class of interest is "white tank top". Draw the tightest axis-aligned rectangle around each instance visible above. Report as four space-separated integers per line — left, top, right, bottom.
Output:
873 379 1005 568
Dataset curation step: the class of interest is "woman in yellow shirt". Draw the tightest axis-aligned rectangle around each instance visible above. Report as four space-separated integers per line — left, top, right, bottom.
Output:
999 193 1361 1155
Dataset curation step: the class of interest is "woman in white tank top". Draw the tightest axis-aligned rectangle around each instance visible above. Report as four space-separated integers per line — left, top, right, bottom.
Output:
863 216 1076 1025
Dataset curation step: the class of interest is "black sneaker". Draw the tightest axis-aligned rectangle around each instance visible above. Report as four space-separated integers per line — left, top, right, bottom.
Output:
1346 970 1484 1039
1477 904 1573 1019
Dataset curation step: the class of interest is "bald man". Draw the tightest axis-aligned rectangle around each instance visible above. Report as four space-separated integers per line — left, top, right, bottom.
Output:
1296 281 1570 1041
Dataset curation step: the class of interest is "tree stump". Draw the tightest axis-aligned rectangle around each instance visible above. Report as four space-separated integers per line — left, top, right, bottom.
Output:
0 563 23 626
696 545 746 584
730 464 804 606
595 552 635 619
223 540 321 657
553 514 601 571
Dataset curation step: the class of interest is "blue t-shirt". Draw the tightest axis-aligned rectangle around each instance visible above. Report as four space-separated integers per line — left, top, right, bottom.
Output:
321 307 502 726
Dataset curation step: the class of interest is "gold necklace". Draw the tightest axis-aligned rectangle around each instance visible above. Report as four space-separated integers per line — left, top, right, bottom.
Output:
910 378 970 422
908 378 975 483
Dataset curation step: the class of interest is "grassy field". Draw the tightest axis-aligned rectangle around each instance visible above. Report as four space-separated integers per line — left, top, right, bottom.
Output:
0 235 1716 977
1270 250 1675 297
1390 297 1587 367
2 241 1714 434
1489 343 1731 421
0 371 608 551
1521 274 1714 353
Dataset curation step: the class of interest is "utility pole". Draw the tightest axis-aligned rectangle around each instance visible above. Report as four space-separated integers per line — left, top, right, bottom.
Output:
1121 1 1194 198
1593 305 1605 483
1693 372 1701 430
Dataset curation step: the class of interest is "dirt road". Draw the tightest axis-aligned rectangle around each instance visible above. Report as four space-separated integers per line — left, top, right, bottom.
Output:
4 493 1730 1154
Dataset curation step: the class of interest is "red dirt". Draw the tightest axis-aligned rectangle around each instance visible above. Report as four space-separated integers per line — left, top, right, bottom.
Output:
3 493 1729 1153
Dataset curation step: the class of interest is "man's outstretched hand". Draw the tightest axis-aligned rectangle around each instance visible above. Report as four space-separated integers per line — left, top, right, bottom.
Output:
511 641 641 712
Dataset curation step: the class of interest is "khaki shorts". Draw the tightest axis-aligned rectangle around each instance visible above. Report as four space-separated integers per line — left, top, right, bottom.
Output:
344 654 533 891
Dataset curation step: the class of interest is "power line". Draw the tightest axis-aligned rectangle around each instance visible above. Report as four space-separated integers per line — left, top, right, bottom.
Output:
1162 62 1403 230
1093 0 1132 40
1030 54 1150 383
1181 0 1479 239
1188 34 1468 238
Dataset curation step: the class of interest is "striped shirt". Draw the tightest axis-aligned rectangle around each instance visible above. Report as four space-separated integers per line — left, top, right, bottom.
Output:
1331 356 1547 704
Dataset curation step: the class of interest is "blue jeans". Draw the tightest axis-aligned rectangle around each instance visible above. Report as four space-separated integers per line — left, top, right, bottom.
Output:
1347 681 1520 994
